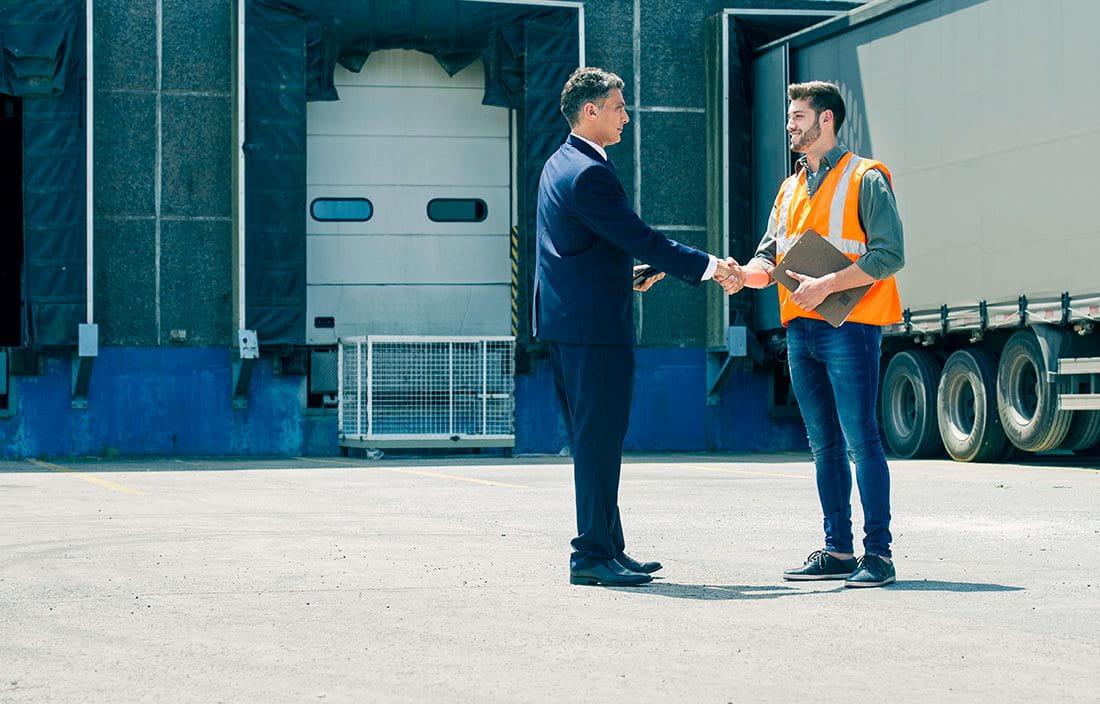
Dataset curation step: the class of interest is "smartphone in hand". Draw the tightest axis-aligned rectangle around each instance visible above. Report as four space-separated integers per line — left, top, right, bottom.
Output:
632 265 661 287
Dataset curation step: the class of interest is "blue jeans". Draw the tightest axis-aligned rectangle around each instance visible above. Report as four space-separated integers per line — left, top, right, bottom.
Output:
786 317 892 558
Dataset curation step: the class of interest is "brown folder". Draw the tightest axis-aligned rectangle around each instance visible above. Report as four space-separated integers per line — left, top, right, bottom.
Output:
772 229 872 328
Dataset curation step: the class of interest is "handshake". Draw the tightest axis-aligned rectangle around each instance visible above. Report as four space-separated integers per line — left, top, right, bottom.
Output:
713 257 773 295
632 258 772 294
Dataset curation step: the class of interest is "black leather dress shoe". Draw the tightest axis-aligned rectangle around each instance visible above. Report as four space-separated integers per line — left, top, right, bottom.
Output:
569 559 653 586
617 553 662 574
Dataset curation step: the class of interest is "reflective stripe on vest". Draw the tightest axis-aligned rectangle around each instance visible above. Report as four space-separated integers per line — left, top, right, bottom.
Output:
827 154 866 256
775 175 798 245
774 152 902 327
777 155 867 258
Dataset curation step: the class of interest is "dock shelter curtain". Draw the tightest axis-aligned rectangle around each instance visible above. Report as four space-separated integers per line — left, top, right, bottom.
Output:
245 0 578 346
1 0 86 347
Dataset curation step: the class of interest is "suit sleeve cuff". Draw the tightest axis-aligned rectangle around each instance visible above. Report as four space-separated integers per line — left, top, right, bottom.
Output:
701 255 719 281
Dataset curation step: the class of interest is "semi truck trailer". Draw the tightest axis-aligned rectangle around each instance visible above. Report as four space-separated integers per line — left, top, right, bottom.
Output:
752 0 1100 461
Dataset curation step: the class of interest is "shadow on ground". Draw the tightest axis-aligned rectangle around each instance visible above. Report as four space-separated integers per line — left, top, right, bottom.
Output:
888 580 1024 592
608 583 842 600
609 579 1023 599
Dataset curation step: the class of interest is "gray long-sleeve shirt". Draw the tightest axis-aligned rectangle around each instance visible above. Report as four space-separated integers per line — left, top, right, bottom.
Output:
752 144 905 280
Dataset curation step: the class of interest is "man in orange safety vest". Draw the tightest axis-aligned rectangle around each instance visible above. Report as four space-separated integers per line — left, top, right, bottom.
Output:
729 80 905 588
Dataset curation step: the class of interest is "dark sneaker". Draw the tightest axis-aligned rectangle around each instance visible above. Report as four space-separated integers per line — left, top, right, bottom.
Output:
844 554 896 588
783 549 858 580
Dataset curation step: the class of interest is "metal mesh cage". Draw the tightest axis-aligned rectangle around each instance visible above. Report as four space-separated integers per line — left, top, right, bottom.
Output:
339 336 515 443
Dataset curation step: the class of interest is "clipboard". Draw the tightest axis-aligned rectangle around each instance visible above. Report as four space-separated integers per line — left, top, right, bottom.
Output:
772 229 872 328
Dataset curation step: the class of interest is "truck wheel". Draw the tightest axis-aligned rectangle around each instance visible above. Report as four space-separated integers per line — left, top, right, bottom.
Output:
1059 411 1100 452
880 350 943 458
996 330 1072 452
936 349 1009 462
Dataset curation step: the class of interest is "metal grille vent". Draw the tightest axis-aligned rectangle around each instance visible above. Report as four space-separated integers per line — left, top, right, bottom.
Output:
339 336 515 447
309 349 339 394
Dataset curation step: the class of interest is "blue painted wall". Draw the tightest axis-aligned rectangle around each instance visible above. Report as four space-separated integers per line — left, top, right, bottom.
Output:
1 347 806 459
514 348 807 454
0 348 335 458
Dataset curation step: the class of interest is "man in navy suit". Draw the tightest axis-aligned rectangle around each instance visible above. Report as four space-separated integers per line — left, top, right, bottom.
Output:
534 67 739 586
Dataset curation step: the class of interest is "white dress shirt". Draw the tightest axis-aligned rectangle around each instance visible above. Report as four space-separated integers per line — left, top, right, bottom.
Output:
570 132 607 161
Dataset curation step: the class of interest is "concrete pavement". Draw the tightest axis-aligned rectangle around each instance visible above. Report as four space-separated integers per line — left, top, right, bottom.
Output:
1 453 1097 703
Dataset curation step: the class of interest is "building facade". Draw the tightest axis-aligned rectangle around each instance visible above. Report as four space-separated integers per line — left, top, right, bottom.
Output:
0 0 856 457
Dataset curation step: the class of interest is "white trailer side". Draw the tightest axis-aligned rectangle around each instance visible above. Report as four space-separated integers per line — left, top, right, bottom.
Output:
756 0 1100 461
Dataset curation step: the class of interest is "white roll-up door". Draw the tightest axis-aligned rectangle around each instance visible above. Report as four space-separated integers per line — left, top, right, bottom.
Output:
306 49 511 345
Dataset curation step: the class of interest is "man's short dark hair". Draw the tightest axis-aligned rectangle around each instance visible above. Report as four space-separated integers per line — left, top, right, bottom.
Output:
560 67 625 127
788 81 846 133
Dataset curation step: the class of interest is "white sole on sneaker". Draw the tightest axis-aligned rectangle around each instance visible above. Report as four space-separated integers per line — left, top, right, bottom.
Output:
783 573 851 580
844 575 896 588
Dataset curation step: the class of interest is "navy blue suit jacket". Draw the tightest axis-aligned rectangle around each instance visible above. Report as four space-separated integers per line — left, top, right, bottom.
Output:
533 135 711 345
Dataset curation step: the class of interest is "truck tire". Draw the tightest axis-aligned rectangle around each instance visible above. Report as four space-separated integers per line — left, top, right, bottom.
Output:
880 350 943 458
996 330 1072 452
1058 410 1100 452
936 349 1009 462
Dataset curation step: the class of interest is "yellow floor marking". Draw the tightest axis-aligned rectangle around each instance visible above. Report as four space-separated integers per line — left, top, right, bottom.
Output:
691 460 1098 478
952 462 1100 475
297 456 367 466
680 464 810 480
28 459 145 495
382 467 528 489
294 457 528 489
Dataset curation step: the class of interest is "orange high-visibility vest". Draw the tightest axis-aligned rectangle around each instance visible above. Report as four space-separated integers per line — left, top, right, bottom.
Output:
773 152 902 327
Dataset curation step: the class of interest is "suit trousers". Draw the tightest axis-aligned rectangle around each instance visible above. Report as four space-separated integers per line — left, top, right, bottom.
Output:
549 341 635 569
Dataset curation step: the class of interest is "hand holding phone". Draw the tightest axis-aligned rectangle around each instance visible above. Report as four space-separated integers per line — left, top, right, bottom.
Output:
632 265 661 287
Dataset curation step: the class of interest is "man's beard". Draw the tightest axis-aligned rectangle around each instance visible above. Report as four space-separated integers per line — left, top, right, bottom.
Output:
790 117 821 153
